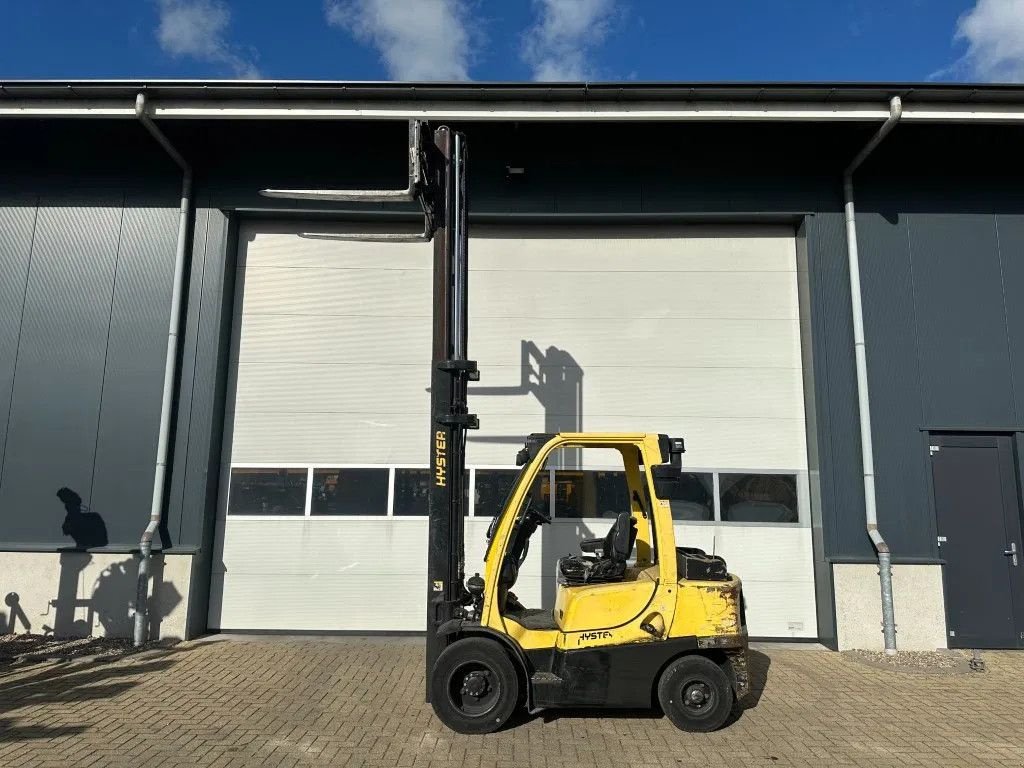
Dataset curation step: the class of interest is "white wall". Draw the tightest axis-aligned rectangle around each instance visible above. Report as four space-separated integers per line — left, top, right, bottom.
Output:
0 552 192 640
833 563 948 651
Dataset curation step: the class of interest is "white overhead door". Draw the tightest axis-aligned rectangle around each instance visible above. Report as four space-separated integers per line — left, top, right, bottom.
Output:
210 223 815 638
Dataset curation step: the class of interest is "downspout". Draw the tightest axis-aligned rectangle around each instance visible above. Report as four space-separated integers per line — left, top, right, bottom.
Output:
133 92 193 647
843 95 902 654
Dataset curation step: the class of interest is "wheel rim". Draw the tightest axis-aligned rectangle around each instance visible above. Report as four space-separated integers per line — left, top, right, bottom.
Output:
446 661 501 717
679 676 717 716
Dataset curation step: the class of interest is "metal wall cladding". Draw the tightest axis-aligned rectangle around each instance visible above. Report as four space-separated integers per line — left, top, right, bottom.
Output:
0 196 178 550
2 117 1024 583
0 203 37 478
998 215 1024 425
226 223 808 471
853 207 935 561
825 164 1024 562
803 212 868 560
908 214 1014 427
214 221 816 636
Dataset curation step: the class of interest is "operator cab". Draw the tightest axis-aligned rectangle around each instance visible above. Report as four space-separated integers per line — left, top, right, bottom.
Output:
488 434 664 634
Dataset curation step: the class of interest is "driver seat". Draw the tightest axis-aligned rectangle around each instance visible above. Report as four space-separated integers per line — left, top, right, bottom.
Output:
557 512 637 585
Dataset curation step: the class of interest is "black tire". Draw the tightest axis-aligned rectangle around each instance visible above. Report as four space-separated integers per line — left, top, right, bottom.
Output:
657 654 734 733
430 637 520 734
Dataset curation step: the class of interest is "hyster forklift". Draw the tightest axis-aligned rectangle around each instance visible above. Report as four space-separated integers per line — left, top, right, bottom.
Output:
263 122 749 734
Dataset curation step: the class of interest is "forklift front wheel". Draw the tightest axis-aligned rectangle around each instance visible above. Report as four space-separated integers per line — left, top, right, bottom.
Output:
657 654 734 733
430 637 520 734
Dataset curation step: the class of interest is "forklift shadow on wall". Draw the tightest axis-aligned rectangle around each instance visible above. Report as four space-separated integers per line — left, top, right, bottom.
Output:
467 339 585 608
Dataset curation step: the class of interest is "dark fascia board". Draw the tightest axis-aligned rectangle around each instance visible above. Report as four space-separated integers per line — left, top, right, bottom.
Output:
2 79 1024 105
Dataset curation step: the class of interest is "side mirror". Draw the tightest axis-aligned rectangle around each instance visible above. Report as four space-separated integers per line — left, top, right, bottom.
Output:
651 463 682 499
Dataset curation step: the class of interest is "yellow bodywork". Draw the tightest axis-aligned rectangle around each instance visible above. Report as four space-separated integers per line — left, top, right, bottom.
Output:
480 433 747 661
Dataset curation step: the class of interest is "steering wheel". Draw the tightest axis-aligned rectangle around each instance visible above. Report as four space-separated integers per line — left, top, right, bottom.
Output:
523 495 552 525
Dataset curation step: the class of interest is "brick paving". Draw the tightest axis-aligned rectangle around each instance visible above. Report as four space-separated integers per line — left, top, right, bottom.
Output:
1 636 1022 767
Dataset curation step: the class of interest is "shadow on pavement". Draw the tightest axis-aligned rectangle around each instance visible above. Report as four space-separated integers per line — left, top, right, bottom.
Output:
0 643 211 745
0 717 87 742
741 649 772 710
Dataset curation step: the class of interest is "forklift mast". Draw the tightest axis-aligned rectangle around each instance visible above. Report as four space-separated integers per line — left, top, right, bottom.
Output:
425 127 477 700
260 122 475 702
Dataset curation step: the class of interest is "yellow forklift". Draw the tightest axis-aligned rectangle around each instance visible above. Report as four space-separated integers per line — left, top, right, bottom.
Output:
262 123 749 734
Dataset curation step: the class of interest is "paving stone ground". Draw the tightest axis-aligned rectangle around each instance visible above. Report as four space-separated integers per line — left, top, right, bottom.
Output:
1 636 1022 768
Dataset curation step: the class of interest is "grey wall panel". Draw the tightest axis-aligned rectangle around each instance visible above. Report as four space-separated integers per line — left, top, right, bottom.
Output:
0 201 123 546
163 207 235 635
908 214 1014 428
168 207 234 551
0 203 38 477
805 212 872 561
995 215 1024 424
797 219 835 647
856 207 935 560
89 204 179 547
166 207 210 541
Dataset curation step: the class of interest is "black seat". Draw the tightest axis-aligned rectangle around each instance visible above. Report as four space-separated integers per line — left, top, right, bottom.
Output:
557 512 637 585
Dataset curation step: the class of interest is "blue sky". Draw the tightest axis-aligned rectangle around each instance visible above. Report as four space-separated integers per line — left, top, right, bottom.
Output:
1 1 1022 83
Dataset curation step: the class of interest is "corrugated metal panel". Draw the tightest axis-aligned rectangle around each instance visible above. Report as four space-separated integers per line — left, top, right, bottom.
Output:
0 201 123 544
174 209 234 550
233 362 804 420
228 225 807 470
995 215 1024 424
166 207 211 542
856 206 935 560
90 204 179 545
212 517 815 637
805 212 870 560
234 315 800 368
908 213 1014 427
0 203 37 479
214 223 813 636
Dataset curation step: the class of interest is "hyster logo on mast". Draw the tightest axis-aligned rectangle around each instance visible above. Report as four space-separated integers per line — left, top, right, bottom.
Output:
435 431 447 487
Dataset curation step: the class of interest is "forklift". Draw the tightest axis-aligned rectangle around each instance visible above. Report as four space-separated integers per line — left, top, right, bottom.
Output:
262 122 749 734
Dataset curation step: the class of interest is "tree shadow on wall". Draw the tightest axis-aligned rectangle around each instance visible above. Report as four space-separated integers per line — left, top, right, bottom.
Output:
38 488 182 643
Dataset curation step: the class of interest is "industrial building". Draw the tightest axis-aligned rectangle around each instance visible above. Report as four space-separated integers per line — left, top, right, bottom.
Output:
0 81 1022 650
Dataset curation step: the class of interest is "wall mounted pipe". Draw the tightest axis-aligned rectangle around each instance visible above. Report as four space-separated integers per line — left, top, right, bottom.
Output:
843 95 902 654
133 92 193 647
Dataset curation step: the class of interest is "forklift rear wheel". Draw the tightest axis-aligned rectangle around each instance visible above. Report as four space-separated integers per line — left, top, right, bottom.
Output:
430 637 520 734
657 654 734 732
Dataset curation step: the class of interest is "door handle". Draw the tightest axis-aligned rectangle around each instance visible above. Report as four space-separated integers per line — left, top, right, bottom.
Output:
1005 542 1018 567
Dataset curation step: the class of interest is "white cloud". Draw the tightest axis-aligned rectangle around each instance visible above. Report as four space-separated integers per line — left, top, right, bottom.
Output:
945 0 1024 82
521 0 619 81
326 0 474 81
157 0 260 79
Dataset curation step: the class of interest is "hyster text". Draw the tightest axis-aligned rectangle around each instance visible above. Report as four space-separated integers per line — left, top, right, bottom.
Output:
435 431 447 487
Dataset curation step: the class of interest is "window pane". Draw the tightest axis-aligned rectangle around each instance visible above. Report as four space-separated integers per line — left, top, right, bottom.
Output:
228 468 306 516
473 470 521 518
393 468 469 516
311 468 389 516
720 473 798 523
666 472 715 521
553 470 631 519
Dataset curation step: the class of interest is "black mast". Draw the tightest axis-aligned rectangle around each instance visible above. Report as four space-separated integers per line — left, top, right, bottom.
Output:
425 126 477 701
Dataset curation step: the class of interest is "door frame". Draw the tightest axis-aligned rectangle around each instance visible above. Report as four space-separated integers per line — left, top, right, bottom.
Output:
928 431 1024 649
